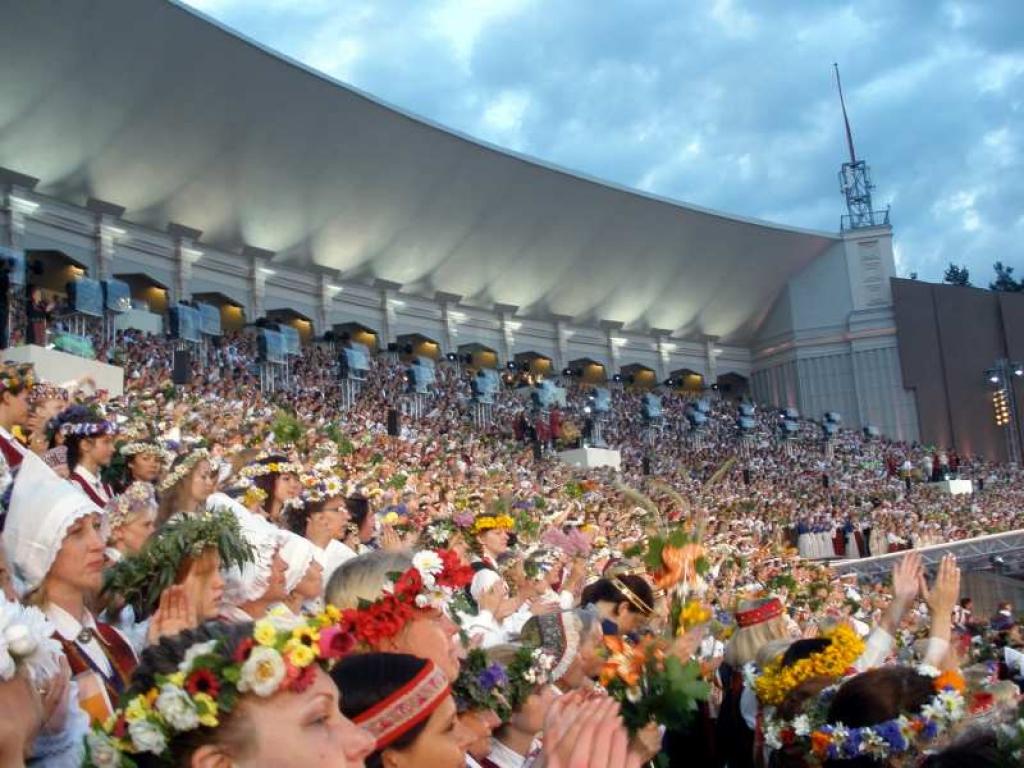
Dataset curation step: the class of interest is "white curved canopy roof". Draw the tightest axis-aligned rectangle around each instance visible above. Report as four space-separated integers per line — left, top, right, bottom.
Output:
0 0 839 343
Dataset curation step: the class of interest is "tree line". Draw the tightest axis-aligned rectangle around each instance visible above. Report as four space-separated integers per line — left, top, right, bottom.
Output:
940 261 1022 291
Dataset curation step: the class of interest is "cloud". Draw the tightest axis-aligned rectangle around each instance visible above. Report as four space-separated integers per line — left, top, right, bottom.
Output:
179 0 1024 283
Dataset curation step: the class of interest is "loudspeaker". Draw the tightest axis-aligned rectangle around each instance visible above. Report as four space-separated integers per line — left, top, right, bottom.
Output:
386 408 400 437
642 455 651 476
172 349 191 385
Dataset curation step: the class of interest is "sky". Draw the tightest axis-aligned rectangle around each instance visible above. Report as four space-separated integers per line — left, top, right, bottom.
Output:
181 0 1023 285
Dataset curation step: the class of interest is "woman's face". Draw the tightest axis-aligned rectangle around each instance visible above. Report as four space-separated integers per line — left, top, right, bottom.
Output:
226 667 374 768
181 550 224 621
50 513 106 595
2 389 30 425
390 610 461 682
129 452 163 482
478 529 509 557
314 498 350 540
382 696 472 768
112 512 156 556
188 460 216 504
457 709 501 761
274 473 302 503
512 685 558 735
296 560 324 600
615 604 646 634
83 434 116 467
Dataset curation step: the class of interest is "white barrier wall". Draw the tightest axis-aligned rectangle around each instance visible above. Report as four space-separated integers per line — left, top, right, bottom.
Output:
1 345 125 397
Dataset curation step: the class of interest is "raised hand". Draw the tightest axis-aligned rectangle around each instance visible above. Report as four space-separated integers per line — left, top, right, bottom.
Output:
921 554 961 618
147 585 196 646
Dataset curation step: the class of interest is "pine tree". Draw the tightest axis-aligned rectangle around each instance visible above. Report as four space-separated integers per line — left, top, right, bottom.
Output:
943 263 971 287
990 262 1022 292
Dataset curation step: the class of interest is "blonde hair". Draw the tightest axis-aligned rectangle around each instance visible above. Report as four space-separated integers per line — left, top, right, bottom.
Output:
324 550 412 610
723 599 793 668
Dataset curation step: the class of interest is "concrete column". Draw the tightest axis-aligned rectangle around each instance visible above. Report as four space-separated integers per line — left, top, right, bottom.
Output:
601 320 624 377
651 328 674 382
86 198 126 281
494 303 519 365
551 314 573 373
167 223 203 305
0 169 39 252
435 292 463 356
243 246 275 322
704 335 719 387
374 279 402 347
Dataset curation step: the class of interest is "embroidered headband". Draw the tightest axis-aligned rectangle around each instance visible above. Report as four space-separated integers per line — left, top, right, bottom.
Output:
736 597 784 628
611 576 653 615
353 661 450 751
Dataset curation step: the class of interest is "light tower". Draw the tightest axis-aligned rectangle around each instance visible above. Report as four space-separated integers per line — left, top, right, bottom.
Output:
834 63 890 231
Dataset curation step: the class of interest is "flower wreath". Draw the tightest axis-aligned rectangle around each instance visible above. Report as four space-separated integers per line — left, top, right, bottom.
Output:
242 485 269 508
157 448 210 493
337 549 474 647
300 471 345 505
119 440 173 465
762 667 985 765
453 648 512 720
239 460 304 480
471 514 516 535
0 363 35 395
754 624 865 706
61 419 119 437
102 508 254 619
84 611 357 767
504 645 557 711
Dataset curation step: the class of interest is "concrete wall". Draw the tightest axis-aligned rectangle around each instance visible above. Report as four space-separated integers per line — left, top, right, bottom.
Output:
751 228 918 441
892 278 1024 461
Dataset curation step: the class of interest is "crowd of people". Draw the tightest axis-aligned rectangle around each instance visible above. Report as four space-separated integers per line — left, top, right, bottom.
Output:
0 326 1021 767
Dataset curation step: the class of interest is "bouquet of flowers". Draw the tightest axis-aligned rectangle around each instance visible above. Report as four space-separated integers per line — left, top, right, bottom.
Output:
600 635 709 742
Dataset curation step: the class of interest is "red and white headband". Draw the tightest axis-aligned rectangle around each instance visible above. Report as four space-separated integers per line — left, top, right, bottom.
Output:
353 660 450 751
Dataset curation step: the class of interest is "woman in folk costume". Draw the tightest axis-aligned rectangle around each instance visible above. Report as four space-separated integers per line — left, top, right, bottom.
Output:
59 406 119 508
109 437 170 494
478 644 559 768
102 507 254 651
104 481 158 565
3 452 137 726
333 652 474 768
155 448 216 525
0 593 85 768
325 548 474 682
452 649 513 768
284 469 358 590
0 363 35 470
83 618 375 768
218 509 289 623
238 454 303 525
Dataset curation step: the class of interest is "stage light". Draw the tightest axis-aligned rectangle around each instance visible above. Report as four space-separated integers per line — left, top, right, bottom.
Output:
1015 366 1024 377
612 373 622 383
989 374 1001 384
583 405 592 415
506 361 517 370
446 352 457 361
562 368 573 377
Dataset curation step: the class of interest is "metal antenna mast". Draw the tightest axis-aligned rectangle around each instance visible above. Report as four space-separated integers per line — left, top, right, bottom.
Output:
834 63 889 230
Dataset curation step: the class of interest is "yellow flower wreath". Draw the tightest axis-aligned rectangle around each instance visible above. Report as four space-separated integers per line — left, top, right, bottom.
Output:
753 624 864 706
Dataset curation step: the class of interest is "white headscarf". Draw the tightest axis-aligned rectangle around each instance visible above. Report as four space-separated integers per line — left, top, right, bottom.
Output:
211 492 284 605
3 452 103 594
279 531 316 594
